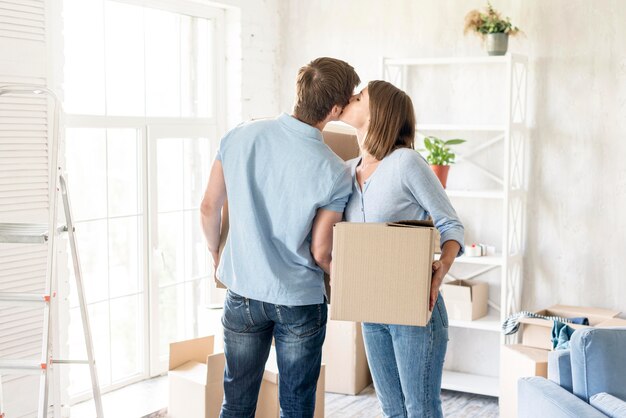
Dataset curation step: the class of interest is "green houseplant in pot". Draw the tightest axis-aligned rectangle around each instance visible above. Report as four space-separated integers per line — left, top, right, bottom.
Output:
421 136 466 189
464 2 520 56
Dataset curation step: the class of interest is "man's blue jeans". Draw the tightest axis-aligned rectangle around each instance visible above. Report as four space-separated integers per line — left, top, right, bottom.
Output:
220 289 326 418
362 294 449 418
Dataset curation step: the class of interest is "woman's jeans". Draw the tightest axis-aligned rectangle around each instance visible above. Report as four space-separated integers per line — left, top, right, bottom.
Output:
220 289 327 418
362 294 449 418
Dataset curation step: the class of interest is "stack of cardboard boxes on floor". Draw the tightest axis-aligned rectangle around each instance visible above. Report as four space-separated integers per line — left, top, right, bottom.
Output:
167 323 371 418
499 305 625 417
168 335 326 417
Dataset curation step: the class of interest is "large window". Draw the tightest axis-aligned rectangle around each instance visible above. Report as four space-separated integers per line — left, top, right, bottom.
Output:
62 0 225 399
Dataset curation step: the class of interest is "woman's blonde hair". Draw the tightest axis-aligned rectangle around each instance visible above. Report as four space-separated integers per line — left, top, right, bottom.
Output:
362 80 415 160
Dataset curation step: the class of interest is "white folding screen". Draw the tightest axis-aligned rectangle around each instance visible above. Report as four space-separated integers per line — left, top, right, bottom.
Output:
0 1 52 416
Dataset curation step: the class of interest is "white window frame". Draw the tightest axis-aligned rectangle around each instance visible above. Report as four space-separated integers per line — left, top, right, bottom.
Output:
146 122 220 374
62 0 227 400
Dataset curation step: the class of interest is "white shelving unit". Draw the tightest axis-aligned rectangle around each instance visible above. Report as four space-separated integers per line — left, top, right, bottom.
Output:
382 54 528 398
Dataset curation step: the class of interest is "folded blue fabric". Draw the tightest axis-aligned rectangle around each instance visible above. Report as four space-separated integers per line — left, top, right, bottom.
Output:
552 321 576 350
569 317 589 325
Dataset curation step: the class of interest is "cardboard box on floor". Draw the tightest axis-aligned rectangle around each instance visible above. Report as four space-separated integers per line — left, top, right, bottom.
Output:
169 336 325 418
330 221 436 326
499 344 549 418
322 320 371 395
261 347 325 418
440 280 488 321
519 304 621 350
168 336 225 418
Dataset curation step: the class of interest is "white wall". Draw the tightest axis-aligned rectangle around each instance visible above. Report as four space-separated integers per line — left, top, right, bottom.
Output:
276 0 626 315
210 0 283 124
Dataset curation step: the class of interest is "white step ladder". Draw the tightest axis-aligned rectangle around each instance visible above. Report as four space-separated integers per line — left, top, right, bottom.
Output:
0 85 103 417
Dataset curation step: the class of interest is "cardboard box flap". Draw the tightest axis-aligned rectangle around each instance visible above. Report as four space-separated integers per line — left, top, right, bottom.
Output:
169 335 215 371
387 219 434 228
169 361 208 385
550 305 620 322
441 280 473 301
387 220 440 253
205 352 226 383
519 304 621 328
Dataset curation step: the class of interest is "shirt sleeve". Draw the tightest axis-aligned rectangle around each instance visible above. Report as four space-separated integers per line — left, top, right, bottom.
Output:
216 127 238 162
400 150 465 256
321 165 352 213
215 133 228 162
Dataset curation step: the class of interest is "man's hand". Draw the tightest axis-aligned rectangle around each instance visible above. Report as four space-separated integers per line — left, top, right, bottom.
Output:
211 250 220 271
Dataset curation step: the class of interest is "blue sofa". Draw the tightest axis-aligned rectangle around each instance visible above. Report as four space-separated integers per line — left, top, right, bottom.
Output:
518 327 626 418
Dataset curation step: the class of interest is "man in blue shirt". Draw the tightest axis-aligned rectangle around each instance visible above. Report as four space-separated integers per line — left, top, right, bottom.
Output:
200 57 360 417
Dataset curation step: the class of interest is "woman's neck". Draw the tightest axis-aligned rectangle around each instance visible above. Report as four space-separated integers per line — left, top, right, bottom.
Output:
356 127 367 145
357 129 380 164
360 150 378 164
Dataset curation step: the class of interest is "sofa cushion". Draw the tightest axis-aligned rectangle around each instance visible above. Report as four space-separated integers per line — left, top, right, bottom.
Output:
548 349 573 392
518 377 607 418
590 393 626 418
571 328 626 402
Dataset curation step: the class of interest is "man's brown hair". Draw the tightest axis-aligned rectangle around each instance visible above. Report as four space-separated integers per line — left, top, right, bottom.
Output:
293 57 360 125
363 80 416 160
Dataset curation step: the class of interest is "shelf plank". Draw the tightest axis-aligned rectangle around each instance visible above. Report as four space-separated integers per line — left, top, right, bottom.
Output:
445 189 525 199
416 124 507 132
455 254 503 266
442 370 499 397
437 253 503 266
449 312 501 332
385 56 510 66
445 189 504 199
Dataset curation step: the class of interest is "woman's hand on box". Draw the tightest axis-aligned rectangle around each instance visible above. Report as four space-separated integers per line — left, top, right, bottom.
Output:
430 240 461 311
430 260 447 311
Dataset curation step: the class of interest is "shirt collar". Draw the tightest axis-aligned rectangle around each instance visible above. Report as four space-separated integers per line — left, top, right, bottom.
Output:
278 113 323 142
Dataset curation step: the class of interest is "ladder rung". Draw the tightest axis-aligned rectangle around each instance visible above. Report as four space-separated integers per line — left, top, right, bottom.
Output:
0 359 46 373
0 223 49 244
0 292 50 303
52 359 89 365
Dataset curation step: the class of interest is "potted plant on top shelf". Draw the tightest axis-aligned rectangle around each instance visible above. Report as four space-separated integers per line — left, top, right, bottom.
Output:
464 2 520 56
421 136 466 189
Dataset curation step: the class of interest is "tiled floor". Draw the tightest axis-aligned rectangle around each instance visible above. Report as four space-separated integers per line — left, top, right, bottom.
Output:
71 375 499 417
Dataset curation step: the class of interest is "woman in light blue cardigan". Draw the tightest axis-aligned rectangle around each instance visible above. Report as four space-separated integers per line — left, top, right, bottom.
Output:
339 80 465 418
